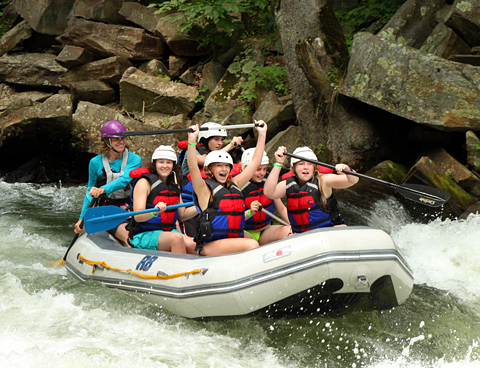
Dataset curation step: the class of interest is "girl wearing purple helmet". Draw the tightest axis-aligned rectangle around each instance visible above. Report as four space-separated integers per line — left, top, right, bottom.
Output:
74 120 141 245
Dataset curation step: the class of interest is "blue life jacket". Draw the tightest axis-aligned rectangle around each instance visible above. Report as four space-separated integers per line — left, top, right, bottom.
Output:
195 179 246 244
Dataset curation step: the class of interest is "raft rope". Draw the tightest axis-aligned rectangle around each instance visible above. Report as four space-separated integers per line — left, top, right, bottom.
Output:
77 254 207 280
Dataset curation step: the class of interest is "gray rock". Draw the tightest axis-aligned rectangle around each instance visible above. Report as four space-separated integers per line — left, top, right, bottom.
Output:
466 130 480 171
119 67 198 115
0 20 32 57
59 17 165 60
445 0 480 47
59 56 132 86
0 53 67 87
70 0 126 24
55 45 97 68
118 1 160 33
13 0 75 35
69 80 116 105
341 32 480 132
377 0 446 49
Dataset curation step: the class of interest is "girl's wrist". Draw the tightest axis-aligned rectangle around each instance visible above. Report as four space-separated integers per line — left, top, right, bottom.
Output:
188 142 197 146
273 163 283 168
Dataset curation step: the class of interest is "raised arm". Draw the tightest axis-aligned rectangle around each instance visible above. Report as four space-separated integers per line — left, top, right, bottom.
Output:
187 124 210 211
264 146 287 200
232 120 267 188
321 163 359 196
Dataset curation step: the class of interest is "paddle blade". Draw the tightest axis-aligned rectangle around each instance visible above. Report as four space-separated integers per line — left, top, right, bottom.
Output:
395 184 450 207
84 205 129 234
45 258 65 268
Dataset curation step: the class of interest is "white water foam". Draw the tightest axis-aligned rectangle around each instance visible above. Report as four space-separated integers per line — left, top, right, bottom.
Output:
392 213 480 301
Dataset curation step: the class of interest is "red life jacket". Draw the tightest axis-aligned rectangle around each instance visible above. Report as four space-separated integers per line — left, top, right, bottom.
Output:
241 179 274 230
285 176 335 233
128 173 180 234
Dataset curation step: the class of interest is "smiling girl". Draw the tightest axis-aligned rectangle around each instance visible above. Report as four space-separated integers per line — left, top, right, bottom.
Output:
187 121 268 256
127 146 198 254
264 146 359 234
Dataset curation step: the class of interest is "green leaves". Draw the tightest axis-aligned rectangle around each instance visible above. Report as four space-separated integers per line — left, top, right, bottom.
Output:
148 0 270 51
239 65 291 102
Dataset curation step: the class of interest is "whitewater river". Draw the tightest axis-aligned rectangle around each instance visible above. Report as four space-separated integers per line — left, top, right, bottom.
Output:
1 179 480 367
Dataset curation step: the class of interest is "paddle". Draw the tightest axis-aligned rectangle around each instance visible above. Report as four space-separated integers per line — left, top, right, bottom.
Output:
46 196 101 268
84 202 195 234
283 152 450 207
260 207 290 227
116 123 259 138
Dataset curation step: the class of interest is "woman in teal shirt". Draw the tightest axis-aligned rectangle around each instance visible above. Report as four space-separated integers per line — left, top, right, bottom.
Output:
74 120 141 244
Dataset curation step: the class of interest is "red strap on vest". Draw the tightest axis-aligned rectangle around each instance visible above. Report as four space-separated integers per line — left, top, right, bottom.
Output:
130 166 150 178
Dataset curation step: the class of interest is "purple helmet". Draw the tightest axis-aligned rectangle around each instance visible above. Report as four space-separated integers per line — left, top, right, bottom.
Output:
101 120 127 139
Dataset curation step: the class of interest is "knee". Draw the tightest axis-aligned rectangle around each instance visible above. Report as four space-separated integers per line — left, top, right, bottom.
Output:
246 240 259 250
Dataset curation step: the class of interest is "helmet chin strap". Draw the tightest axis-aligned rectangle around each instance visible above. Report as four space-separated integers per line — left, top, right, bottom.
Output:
105 138 121 153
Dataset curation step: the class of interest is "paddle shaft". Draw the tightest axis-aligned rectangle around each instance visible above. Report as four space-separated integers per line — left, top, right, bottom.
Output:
260 207 290 227
63 197 100 262
283 152 446 203
116 123 258 138
85 202 195 224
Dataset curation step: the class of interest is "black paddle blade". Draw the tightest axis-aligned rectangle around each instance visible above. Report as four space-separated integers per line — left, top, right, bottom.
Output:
395 184 450 207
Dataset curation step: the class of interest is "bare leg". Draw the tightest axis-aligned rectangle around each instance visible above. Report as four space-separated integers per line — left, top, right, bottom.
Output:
157 232 187 254
259 225 292 246
201 238 259 256
114 223 130 246
184 235 198 255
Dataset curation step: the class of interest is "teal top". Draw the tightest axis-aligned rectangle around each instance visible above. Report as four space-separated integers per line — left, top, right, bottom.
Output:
78 151 141 219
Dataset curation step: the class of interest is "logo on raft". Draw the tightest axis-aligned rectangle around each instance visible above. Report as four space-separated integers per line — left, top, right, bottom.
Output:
263 246 292 263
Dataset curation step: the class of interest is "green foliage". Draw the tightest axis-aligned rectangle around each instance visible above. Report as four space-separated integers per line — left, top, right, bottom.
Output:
238 64 290 102
194 86 210 105
335 0 406 49
147 0 271 51
0 0 11 37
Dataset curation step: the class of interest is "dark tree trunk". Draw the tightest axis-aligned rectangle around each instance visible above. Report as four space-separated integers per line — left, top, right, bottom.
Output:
274 0 384 166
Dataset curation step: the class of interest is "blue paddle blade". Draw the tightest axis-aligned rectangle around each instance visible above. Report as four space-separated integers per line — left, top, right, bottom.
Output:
84 202 194 234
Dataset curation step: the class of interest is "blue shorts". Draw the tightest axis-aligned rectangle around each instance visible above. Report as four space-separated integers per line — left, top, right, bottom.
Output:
130 229 180 250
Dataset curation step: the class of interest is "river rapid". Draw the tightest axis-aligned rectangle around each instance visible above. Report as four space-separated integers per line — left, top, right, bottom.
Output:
1 179 480 368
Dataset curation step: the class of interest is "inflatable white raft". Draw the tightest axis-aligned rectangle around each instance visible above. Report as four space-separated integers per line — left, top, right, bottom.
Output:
65 226 414 319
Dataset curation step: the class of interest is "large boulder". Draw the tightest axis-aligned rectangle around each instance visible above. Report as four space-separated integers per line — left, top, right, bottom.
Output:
12 0 75 35
445 0 480 47
0 20 32 57
154 11 207 57
118 2 161 33
428 148 480 196
59 56 132 86
119 67 198 115
70 0 126 24
0 94 73 168
59 18 166 60
420 22 471 59
341 32 480 132
0 84 53 111
377 0 447 49
55 45 97 68
466 130 480 172
0 53 67 87
403 155 478 216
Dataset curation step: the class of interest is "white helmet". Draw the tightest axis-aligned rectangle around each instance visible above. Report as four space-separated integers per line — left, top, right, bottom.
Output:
290 147 317 166
151 145 177 162
197 122 227 142
204 151 233 168
241 148 269 170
